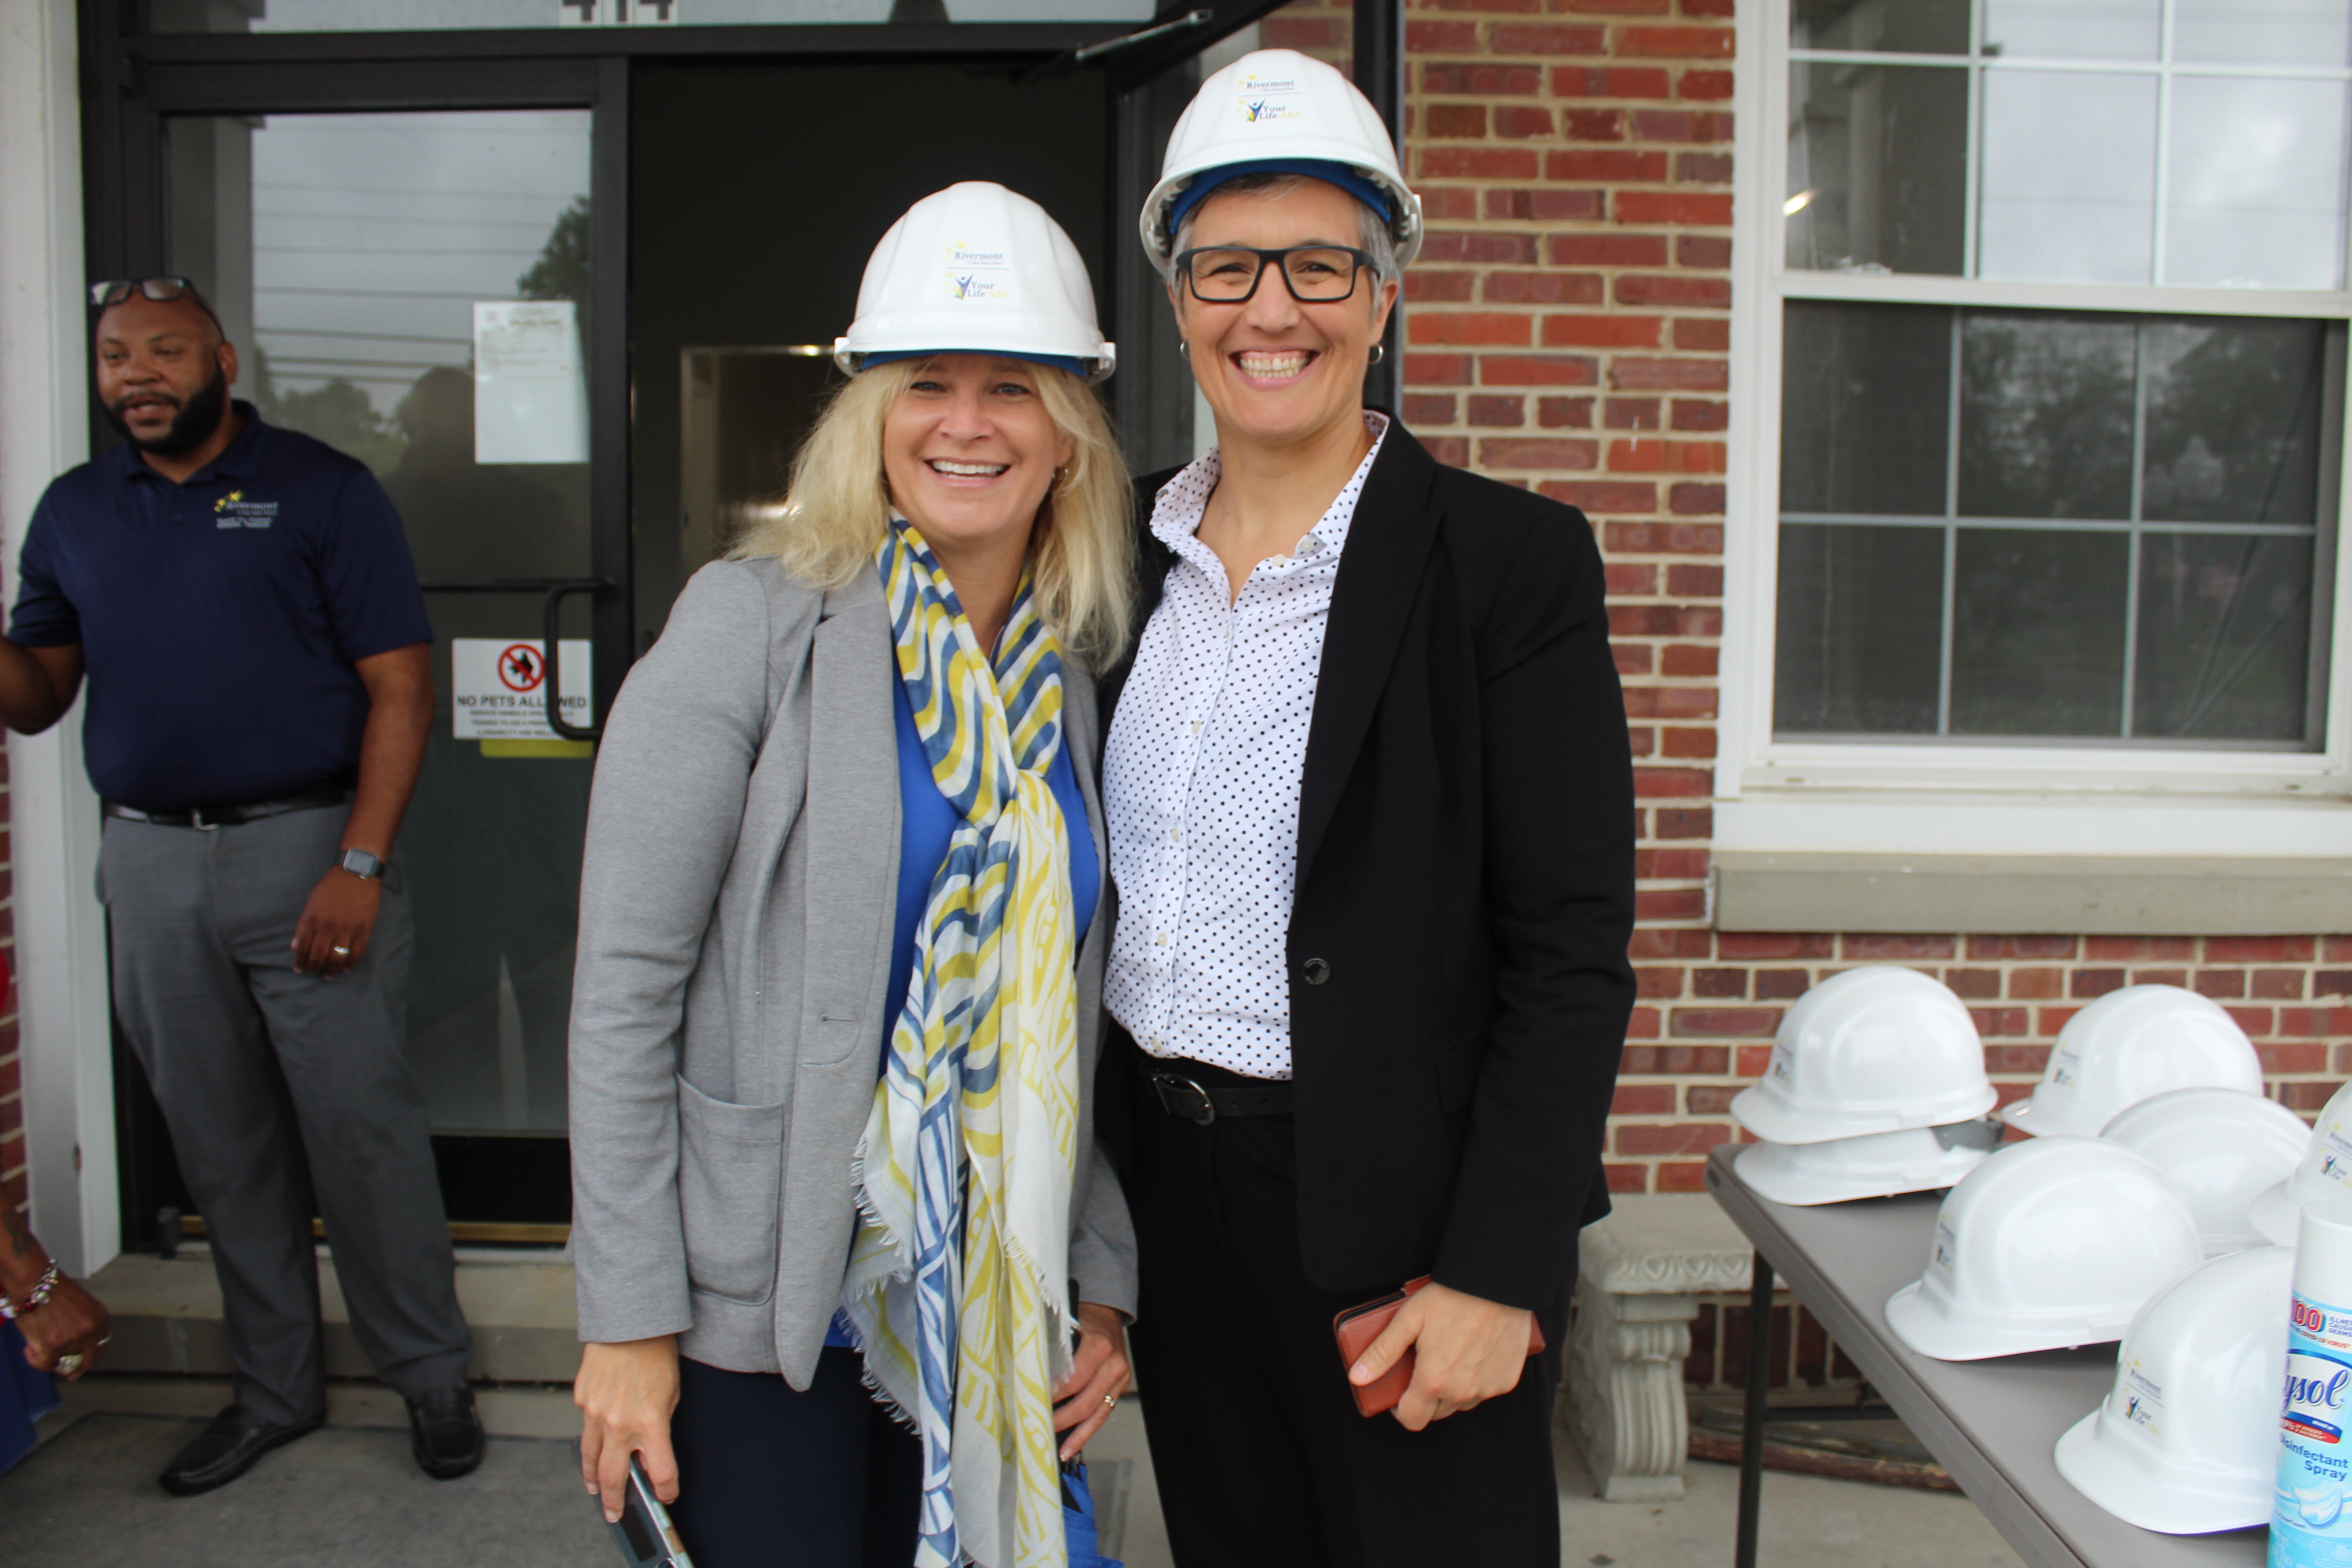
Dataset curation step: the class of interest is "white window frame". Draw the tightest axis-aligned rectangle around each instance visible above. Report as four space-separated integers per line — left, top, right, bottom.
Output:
1720 0 2352 860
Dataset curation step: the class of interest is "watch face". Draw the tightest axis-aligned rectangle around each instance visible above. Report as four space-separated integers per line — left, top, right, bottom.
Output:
342 849 383 879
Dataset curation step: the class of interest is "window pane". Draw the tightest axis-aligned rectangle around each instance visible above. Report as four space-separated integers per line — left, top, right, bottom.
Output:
2175 0 2351 65
1781 302 1952 515
2164 77 2349 291
1981 0 2160 58
1791 0 1970 54
2142 318 2328 525
1950 529 2130 734
1958 313 2136 519
1775 524 1946 733
1979 69 2157 283
1785 62 1968 275
2135 534 2314 741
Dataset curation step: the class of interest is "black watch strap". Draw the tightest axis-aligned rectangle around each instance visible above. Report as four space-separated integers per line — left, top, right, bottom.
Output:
338 848 384 881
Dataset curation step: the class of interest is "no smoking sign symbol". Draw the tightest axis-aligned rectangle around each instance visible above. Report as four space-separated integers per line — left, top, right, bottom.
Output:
497 644 547 693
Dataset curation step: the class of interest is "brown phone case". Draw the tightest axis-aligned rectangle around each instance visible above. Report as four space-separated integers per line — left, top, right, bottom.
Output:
1331 1276 1547 1419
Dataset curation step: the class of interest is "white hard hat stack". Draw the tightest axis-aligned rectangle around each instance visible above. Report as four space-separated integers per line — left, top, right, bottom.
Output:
2249 1079 2352 1245
1139 48 1423 271
2098 1087 2310 1256
1730 967 2000 1206
2053 1244 2295 1534
834 181 1115 383
1999 985 2262 1138
1883 1136 2204 1361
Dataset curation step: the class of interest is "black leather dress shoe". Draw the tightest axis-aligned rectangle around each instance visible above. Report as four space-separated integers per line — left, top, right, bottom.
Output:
407 1383 485 1480
159 1404 325 1496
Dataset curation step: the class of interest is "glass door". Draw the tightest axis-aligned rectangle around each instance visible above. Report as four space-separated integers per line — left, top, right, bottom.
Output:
152 96 621 1237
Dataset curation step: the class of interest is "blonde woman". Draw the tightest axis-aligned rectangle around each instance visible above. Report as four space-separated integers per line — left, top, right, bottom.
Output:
568 183 1136 1568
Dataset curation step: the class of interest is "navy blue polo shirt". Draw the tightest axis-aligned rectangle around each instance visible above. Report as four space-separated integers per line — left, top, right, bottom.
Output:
10 402 433 812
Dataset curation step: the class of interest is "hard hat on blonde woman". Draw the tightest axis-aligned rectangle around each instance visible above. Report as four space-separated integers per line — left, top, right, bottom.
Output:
834 180 1115 382
1140 47 1423 270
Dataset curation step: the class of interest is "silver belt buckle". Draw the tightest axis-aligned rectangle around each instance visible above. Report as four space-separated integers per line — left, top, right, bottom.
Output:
1152 1073 1216 1126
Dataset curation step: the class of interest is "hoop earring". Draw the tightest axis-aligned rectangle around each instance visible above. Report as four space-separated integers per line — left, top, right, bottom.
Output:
1367 343 1386 367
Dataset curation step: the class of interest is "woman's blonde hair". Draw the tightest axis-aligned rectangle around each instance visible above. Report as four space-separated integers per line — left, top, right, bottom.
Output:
730 358 1134 667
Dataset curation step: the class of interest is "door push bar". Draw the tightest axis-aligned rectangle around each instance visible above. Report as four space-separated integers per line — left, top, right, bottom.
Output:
416 577 616 743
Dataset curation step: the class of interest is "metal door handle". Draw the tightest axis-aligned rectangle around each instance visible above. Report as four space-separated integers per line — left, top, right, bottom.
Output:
542 581 610 741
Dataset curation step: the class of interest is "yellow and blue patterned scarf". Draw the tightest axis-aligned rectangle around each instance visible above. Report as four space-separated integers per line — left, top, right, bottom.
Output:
843 517 1082 1568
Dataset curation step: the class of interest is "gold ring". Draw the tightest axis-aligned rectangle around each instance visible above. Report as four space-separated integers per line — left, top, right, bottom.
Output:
1102 1394 1117 1409
56 1353 82 1375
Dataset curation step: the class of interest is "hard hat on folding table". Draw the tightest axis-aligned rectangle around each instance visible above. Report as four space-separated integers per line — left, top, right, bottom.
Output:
1730 966 1994 1146
1998 985 2261 1139
2098 1087 2309 1256
2249 1078 2352 1246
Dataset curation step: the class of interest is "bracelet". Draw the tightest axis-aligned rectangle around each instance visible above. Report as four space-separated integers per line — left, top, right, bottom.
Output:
0 1261 59 1320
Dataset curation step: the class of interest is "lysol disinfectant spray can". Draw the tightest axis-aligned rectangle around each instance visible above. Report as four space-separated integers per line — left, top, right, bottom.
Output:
2274 1202 2352 1566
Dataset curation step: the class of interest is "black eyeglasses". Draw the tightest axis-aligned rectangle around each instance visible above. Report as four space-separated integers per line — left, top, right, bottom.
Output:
1172 246 1376 305
89 276 226 334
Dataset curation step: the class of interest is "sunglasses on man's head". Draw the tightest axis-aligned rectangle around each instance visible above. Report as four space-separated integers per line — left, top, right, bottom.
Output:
89 277 227 333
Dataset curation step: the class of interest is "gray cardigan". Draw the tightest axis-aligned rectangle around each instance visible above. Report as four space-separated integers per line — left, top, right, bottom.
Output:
567 555 1137 1386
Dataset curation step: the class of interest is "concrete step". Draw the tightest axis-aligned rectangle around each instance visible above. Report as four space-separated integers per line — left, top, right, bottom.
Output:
87 1247 581 1386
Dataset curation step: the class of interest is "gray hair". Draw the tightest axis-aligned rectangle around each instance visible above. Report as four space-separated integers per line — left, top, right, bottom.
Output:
1167 173 1401 286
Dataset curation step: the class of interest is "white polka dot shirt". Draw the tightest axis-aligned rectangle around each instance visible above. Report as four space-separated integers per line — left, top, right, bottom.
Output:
1103 412 1390 1080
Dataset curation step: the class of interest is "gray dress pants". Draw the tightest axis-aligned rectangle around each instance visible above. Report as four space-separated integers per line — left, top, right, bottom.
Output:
99 805 471 1426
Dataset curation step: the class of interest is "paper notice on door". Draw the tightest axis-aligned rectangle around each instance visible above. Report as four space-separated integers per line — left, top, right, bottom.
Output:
452 638 593 740
473 301 589 465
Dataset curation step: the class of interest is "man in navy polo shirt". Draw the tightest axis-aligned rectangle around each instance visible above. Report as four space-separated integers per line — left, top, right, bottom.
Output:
0 279 480 1494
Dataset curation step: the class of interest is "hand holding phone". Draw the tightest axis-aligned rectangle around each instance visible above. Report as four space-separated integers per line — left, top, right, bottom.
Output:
574 1441 695 1568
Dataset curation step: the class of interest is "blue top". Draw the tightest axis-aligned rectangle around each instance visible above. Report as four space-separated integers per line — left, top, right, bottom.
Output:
9 403 432 812
827 668 1098 1348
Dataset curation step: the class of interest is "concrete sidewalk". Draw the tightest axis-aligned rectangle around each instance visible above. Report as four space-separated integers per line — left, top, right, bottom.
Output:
0 1374 2023 1567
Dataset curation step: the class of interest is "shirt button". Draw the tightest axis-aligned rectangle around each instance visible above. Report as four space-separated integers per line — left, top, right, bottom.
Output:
1170 828 1181 843
1155 932 1168 947
1303 958 1330 985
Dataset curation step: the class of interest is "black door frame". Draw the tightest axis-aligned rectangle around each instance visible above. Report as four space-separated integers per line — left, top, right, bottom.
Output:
78 0 1396 1243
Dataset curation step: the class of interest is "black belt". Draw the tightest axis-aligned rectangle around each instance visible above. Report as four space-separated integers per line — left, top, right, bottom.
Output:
1134 1054 1295 1124
103 788 352 830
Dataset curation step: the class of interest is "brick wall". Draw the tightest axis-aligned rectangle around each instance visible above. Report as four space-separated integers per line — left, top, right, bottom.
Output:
1393 0 2352 1196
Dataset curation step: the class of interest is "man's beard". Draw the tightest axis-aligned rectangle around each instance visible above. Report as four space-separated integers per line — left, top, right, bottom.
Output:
105 364 231 457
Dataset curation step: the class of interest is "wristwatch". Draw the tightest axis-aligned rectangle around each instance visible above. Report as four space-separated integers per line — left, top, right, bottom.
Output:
338 848 385 881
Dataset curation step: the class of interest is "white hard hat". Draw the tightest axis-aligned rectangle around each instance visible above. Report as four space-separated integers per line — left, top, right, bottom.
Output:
834 181 1115 383
1998 985 2261 1139
2248 1079 2352 1245
1139 49 1422 271
2053 1244 2294 1534
1883 1136 2204 1361
1734 1118 2001 1207
2098 1087 2310 1256
1728 967 1994 1146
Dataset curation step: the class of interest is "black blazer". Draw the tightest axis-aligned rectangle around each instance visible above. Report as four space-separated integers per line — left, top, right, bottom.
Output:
1097 417 1636 1315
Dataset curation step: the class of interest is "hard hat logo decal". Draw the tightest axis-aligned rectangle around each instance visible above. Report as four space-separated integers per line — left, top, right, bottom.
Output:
1233 72 1305 124
2119 1366 2164 1433
939 240 1014 303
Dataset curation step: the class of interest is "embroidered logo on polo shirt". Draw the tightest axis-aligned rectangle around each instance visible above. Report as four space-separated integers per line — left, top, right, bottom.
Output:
213 490 279 528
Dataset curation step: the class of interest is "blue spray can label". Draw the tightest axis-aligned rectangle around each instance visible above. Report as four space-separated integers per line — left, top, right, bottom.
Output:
2274 1291 2352 1566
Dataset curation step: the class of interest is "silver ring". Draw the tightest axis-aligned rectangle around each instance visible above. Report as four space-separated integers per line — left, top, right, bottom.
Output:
56 1353 82 1375
330 945 352 956
98 1335 112 1348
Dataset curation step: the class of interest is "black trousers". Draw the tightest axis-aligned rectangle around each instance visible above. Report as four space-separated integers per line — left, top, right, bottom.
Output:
1126 1075 1563 1568
667 1348 921 1568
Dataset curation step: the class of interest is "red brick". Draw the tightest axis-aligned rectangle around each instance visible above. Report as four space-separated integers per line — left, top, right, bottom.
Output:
1406 19 1481 50
1605 1162 1649 1192
1661 645 1718 676
1616 1122 1735 1156
1491 22 1609 54
1477 353 1608 385
1420 231 1541 266
1636 963 1687 998
1970 936 2081 959
1606 520 1723 554
1638 887 1707 920
1612 1083 1677 1115
1417 146 1541 181
2209 936 2317 963
1426 103 1488 139
1409 313 1532 346
1619 1044 1727 1075
1671 1007 1782 1038
2038 1006 2083 1035
2283 1007 2352 1036
1668 482 1726 514
1945 969 2001 1000
1985 1045 2052 1074
2280 1082 2342 1112
1839 935 1958 960
1543 314 1664 349
1691 968 1746 999
1424 63 1546 95
1632 928 1715 958
1607 563 1658 595
1627 1005 1662 1038
1494 105 1557 138
1617 273 1732 308
1483 270 1604 305
2133 968 2189 988
1402 394 1457 427
1671 399 1729 431
1612 357 1729 391
1543 479 1657 513
1686 1085 1740 1114
1754 969 1809 1000
1676 318 1732 352
2317 971 2352 996
1973 1007 2032 1037
2195 970 2248 999
1553 0 1670 13
1619 24 1735 55
1548 148 1671 182
1603 397 1661 430
1405 352 1472 386
2071 969 2127 998
1667 564 1724 597
1261 13 1347 44
1735 1044 1775 1076
1561 108 1628 142
2261 1044 2331 1074
1405 270 1475 303
1661 727 1716 758
2008 968 2063 1000
1633 764 1711 799
1614 643 1654 676
1656 1161 1710 1192
1678 234 1733 268
1612 604 1722 636
1630 109 1696 142
1611 438 1726 474
2329 938 2352 961
1481 437 1600 469
2084 936 2195 960
1627 727 1656 758
2227 1006 2274 1035
2254 970 2308 1000
1678 151 1735 183
1426 436 1471 465
1465 394 1524 427
1551 65 1673 99
1679 68 1735 102
1550 232 1670 266
1616 191 1734 226
1718 933 1835 960
1421 184 1480 221
1655 807 1713 838
1488 187 1607 222
1538 396 1594 427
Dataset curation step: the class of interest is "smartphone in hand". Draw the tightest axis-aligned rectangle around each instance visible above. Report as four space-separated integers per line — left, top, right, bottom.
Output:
574 1442 695 1568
